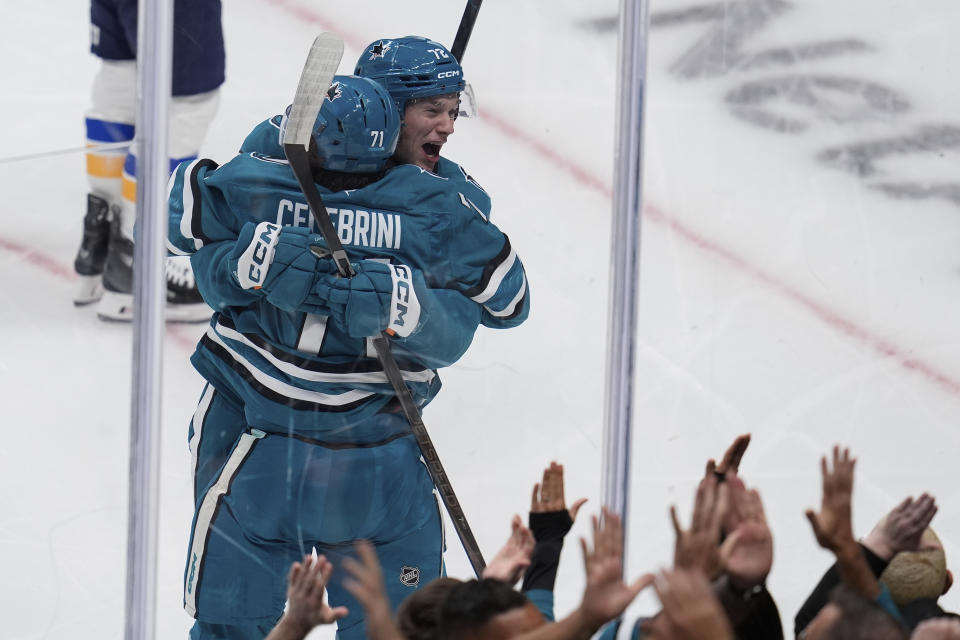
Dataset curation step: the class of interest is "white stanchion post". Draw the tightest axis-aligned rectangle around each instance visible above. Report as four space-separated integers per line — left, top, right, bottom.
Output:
124 0 172 637
602 0 650 571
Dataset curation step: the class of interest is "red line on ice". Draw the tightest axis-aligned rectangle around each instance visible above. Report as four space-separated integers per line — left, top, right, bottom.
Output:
0 236 198 351
0 236 76 280
641 205 960 397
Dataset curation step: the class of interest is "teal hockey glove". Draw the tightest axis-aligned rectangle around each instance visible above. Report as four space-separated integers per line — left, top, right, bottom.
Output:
308 260 424 338
229 221 330 313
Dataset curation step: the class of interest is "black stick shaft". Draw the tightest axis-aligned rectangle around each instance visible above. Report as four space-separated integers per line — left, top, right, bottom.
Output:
285 144 354 276
369 335 487 575
451 0 484 62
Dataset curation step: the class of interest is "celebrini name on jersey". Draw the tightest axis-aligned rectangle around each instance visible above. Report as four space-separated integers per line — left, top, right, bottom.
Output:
277 198 402 250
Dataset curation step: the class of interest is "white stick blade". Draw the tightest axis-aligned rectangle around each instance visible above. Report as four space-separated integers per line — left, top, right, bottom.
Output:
284 32 344 149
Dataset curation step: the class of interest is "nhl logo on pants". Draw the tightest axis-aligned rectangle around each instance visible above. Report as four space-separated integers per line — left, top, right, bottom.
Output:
399 565 421 587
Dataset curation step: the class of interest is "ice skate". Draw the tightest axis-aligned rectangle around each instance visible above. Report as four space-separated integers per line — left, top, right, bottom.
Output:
95 219 212 323
73 193 114 305
95 214 135 321
164 255 213 323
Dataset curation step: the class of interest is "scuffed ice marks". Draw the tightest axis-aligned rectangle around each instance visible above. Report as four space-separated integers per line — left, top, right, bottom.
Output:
820 126 960 207
727 76 910 134
578 0 960 211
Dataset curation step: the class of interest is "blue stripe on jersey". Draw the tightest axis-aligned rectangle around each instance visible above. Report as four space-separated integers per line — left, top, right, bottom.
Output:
85 117 134 143
117 150 197 180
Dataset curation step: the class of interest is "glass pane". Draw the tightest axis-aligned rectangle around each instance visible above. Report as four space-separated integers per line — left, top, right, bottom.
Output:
630 0 960 632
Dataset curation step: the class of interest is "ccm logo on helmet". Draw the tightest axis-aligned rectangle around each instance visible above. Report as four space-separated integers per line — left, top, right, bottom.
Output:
437 70 461 79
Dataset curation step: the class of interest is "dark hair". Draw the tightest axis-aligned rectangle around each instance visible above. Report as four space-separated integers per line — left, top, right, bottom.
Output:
820 585 907 640
311 166 383 191
437 579 530 639
396 577 462 640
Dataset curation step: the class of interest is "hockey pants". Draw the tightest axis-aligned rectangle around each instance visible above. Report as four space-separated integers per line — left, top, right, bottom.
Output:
184 384 444 640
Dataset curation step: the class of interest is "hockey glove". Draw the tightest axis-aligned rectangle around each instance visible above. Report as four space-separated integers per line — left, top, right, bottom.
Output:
308 260 424 338
229 221 331 313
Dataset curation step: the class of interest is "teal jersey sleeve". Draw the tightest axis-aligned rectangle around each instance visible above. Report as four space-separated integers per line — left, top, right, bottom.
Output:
167 156 250 256
390 286 482 368
445 193 530 328
352 164 530 328
190 239 259 311
427 159 529 328
167 158 223 256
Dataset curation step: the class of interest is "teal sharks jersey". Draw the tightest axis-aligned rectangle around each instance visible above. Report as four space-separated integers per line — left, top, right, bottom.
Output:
167 147 528 437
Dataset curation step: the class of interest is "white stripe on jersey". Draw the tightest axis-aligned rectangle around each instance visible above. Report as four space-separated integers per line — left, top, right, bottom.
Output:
469 246 517 304
184 428 265 616
213 321 436 386
165 167 191 255
188 384 216 496
297 314 328 354
486 274 527 318
206 327 376 405
178 159 204 251
166 239 190 256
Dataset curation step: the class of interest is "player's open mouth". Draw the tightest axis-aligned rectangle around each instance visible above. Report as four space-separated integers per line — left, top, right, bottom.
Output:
422 143 441 157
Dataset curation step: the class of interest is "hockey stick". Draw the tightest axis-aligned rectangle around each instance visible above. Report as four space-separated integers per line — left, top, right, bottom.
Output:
283 33 487 577
451 0 484 62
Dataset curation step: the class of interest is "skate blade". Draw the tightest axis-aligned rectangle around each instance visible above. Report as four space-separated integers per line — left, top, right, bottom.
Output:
96 291 134 322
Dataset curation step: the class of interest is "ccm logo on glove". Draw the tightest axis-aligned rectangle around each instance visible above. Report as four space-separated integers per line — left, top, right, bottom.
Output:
388 263 421 337
237 223 281 289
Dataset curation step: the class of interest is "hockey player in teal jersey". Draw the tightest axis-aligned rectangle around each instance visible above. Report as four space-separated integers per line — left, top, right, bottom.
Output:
353 36 490 201
169 74 528 640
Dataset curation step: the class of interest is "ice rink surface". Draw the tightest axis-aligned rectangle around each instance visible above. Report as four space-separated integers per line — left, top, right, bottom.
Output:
3 0 960 637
